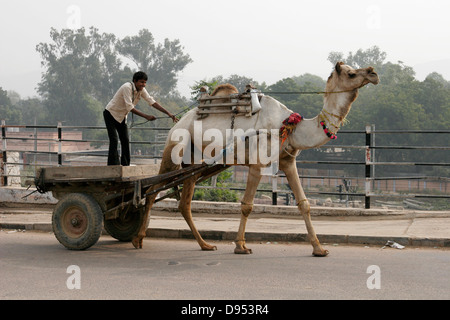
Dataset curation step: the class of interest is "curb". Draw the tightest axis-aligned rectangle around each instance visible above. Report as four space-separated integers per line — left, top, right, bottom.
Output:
2 222 449 248
147 227 450 248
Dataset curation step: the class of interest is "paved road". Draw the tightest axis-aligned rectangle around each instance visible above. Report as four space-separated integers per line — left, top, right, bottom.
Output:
2 205 450 248
1 230 449 303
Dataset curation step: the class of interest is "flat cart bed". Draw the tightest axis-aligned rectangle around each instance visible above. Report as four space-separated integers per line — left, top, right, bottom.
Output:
38 164 160 183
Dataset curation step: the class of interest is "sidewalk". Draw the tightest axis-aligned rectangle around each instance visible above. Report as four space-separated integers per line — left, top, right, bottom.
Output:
1 202 449 248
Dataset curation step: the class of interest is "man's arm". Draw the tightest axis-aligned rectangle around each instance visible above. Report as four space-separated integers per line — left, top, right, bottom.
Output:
151 102 178 122
130 108 156 121
141 88 178 122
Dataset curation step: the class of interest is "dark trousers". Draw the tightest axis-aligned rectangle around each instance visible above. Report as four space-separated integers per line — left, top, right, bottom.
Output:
103 109 130 166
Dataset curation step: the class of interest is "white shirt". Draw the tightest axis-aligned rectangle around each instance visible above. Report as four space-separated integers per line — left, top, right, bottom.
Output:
105 82 156 123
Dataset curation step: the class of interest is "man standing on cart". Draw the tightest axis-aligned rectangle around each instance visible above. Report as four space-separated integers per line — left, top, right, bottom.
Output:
103 71 178 166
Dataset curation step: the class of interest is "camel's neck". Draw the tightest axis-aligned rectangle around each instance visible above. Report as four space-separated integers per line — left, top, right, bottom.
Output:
321 90 357 131
288 90 357 150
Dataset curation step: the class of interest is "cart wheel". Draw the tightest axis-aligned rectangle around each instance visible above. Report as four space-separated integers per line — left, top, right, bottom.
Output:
52 193 103 250
104 206 143 242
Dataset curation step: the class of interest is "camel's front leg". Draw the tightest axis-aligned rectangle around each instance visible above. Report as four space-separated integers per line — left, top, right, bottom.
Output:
280 160 329 257
235 165 262 254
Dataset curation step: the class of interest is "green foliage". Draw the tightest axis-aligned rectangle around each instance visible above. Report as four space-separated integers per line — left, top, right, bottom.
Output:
193 188 239 202
116 29 192 96
328 45 387 69
0 87 22 123
190 75 263 99
36 27 120 126
211 75 260 93
190 80 219 98
267 77 324 119
193 168 239 202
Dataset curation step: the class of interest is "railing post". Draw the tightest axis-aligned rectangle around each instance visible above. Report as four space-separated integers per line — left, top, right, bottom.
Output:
272 188 278 205
365 125 373 209
57 121 62 166
1 119 7 186
272 161 278 205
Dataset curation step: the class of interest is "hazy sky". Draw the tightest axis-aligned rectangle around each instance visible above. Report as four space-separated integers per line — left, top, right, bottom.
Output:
1 0 449 99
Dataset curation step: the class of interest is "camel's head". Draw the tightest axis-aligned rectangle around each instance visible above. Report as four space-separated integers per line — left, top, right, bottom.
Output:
327 62 380 92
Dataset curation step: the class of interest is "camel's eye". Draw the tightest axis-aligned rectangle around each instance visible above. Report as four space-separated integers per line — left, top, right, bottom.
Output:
348 72 356 78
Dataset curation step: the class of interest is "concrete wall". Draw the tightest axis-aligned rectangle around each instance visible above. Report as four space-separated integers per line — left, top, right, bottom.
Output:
0 186 399 217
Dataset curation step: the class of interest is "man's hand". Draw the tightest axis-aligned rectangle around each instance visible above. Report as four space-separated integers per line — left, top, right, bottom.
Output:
145 115 156 121
169 114 179 123
151 102 179 123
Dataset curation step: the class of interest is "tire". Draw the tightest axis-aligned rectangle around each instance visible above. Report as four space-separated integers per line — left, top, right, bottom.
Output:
104 206 143 242
52 193 103 250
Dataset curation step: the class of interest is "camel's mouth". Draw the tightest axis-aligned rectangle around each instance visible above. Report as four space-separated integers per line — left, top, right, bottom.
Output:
369 75 380 85
367 69 380 85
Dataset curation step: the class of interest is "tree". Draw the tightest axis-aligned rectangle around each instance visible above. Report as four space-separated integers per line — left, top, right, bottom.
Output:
266 77 324 119
15 98 46 125
189 79 220 98
0 87 21 123
291 73 326 88
116 29 192 96
36 27 121 125
212 74 260 93
328 45 387 69
189 75 262 99
414 72 450 130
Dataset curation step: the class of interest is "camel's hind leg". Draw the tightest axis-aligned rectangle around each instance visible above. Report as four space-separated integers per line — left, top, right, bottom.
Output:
132 144 179 249
280 159 329 257
179 173 217 251
234 165 262 254
132 193 158 249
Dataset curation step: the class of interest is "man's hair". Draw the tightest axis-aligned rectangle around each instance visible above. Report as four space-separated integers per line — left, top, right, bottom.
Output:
133 71 148 82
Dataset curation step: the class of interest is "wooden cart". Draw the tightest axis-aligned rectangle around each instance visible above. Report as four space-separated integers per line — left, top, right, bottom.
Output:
34 163 228 250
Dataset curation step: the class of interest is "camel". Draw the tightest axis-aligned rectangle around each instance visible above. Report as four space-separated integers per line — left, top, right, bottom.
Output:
132 62 379 256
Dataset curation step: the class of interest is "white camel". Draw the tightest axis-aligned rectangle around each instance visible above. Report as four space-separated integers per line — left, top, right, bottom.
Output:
133 62 379 256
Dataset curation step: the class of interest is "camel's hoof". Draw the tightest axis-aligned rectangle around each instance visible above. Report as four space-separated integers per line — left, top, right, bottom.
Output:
234 248 253 254
201 244 217 251
132 237 143 249
312 249 329 257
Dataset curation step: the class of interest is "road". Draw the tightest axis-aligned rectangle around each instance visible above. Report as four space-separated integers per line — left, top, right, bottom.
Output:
1 230 449 303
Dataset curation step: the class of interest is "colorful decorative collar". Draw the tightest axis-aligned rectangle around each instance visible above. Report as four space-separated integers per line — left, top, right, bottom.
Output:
319 110 345 140
280 113 303 146
319 119 337 140
279 111 338 143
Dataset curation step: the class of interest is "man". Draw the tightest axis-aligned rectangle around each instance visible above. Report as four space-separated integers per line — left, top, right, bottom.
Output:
103 71 178 166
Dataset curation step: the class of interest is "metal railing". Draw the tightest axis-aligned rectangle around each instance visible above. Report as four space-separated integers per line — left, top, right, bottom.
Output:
1 120 449 209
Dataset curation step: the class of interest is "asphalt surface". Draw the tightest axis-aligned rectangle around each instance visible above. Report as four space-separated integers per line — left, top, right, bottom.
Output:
1 202 449 249
1 232 449 300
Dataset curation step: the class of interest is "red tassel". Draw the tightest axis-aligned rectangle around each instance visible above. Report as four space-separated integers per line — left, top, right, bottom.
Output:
280 113 303 147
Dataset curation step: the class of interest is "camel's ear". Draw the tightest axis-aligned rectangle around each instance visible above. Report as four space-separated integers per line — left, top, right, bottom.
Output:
335 62 344 74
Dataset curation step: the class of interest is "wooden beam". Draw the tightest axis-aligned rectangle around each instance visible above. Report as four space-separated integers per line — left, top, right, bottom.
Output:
198 101 251 108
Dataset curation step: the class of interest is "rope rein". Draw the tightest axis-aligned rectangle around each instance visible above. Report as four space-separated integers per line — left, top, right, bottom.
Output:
129 89 353 128
129 100 199 128
261 89 355 95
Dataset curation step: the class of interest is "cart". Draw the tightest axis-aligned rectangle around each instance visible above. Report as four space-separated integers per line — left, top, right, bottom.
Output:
34 163 229 250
